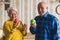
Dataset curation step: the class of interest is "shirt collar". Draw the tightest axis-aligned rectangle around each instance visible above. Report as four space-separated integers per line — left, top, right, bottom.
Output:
40 11 49 18
43 11 49 17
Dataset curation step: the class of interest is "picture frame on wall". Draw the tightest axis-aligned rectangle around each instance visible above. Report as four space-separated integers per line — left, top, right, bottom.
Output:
56 4 60 15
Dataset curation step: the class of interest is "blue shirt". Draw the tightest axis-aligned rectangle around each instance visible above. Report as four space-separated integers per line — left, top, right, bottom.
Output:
30 12 59 40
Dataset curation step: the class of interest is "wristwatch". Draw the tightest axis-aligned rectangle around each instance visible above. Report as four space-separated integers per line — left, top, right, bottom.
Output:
56 4 60 15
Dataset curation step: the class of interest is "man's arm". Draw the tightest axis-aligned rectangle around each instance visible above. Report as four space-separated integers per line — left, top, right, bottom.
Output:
50 18 59 40
30 26 36 34
30 17 37 34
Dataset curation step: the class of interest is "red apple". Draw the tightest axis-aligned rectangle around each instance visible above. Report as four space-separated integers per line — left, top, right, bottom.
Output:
14 18 20 24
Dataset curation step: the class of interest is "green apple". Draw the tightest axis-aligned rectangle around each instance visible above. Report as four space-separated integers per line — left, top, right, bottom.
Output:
31 19 36 24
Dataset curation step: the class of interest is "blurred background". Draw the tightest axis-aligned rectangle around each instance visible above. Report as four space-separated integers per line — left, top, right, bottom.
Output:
0 0 60 40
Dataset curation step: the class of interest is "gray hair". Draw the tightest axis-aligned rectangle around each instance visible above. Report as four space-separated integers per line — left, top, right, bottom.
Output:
7 7 18 14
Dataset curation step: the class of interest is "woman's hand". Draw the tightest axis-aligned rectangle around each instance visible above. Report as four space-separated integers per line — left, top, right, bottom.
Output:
22 24 27 30
12 18 20 31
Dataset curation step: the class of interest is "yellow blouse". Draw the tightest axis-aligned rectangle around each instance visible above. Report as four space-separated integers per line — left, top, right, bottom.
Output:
3 20 27 40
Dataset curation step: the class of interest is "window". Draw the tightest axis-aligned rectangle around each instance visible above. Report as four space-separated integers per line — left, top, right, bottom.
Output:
4 0 10 10
4 0 10 2
5 4 10 10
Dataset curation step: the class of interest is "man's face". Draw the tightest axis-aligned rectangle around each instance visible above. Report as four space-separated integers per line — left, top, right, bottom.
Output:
38 3 48 16
8 10 17 21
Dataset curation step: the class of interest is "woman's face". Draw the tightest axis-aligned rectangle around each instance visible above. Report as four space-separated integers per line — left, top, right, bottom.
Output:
8 10 17 21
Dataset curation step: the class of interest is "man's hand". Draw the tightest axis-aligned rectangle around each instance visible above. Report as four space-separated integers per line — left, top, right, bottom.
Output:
30 19 36 28
31 23 36 28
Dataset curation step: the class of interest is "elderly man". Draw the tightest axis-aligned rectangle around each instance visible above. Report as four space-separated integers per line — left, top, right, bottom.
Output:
30 1 59 40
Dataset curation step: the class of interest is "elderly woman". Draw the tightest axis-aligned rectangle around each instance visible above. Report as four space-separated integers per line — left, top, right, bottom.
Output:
3 7 27 40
